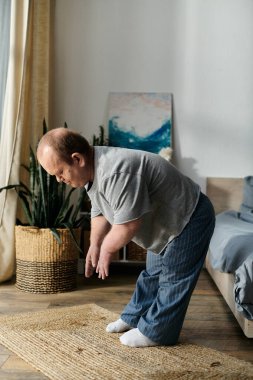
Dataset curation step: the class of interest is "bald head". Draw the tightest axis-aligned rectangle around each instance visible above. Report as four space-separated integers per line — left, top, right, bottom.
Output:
37 127 92 165
37 128 94 187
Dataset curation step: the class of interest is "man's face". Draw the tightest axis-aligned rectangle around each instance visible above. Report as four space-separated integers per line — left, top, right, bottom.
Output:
38 146 89 188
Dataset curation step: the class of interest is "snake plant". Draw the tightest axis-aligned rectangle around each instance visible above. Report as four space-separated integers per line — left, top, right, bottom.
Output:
0 121 90 251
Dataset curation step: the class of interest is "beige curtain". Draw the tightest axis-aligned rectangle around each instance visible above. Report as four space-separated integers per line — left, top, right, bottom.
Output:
0 0 53 283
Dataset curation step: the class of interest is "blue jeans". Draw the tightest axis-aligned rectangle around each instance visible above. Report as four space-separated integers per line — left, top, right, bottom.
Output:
121 192 215 345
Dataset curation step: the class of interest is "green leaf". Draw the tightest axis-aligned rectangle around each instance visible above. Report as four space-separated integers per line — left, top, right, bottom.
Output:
21 164 29 172
50 227 62 244
0 183 31 196
62 222 83 254
53 187 75 226
18 190 33 225
58 204 74 225
75 213 91 229
38 165 48 227
71 188 88 226
29 146 37 196
43 118 48 135
19 181 32 196
0 184 21 193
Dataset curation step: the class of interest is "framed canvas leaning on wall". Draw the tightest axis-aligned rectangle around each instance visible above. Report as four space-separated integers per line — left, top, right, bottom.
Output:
108 92 172 154
107 92 173 263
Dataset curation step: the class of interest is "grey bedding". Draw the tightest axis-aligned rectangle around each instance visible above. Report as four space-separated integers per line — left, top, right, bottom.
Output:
209 210 253 320
209 210 253 272
234 253 253 320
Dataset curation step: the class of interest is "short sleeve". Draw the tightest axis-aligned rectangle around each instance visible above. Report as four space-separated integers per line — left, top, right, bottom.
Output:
91 202 102 219
102 172 151 224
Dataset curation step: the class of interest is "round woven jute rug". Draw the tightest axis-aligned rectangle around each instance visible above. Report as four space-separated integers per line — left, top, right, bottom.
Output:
0 304 252 380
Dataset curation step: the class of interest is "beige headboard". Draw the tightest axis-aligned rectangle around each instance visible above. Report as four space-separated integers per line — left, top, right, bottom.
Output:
206 177 244 214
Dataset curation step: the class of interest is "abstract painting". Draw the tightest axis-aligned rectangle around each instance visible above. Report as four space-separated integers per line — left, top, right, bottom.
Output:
108 92 172 154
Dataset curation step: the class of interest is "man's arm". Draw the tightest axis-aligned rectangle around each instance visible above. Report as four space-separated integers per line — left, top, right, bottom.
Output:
96 218 142 279
85 215 111 277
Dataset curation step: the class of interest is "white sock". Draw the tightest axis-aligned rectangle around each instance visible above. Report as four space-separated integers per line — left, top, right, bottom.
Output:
106 318 132 333
119 328 158 347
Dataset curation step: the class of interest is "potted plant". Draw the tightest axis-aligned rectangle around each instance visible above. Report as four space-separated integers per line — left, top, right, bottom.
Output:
0 121 90 293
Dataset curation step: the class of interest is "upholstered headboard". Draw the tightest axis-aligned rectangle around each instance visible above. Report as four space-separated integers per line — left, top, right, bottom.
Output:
206 177 244 214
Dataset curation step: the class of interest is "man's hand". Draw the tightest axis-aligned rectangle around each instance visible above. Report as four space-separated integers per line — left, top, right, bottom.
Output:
96 250 114 280
86 217 142 280
85 245 100 278
95 219 142 280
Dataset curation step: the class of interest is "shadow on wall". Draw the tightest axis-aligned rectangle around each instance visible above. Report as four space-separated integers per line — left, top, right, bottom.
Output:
171 109 206 191
178 156 205 191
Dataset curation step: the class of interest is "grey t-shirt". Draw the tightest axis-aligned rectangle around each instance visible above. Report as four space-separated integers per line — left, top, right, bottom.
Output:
87 146 200 254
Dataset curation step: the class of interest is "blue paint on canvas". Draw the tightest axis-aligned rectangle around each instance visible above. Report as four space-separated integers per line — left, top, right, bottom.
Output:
109 117 171 154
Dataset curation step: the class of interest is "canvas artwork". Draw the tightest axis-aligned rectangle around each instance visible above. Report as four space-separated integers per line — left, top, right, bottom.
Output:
108 92 172 154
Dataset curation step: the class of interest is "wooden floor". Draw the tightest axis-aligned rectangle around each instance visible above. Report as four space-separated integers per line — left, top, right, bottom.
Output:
0 266 252 379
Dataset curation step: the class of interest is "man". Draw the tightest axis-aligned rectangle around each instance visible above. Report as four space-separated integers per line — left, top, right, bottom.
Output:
37 127 215 348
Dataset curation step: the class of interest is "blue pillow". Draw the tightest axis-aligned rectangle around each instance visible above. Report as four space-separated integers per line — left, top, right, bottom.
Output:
240 176 253 212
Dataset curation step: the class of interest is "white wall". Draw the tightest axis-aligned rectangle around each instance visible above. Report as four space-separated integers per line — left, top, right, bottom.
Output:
53 0 253 190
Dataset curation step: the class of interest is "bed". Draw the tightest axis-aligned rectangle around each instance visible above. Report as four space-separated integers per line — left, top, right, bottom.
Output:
205 177 253 338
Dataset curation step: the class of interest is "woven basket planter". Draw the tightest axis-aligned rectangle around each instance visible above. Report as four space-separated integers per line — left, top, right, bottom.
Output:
15 226 80 294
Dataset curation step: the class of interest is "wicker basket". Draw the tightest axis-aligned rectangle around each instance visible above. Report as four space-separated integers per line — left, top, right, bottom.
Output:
127 242 147 262
15 226 80 294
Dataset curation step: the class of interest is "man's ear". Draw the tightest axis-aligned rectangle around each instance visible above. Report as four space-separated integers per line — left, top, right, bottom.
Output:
71 153 85 167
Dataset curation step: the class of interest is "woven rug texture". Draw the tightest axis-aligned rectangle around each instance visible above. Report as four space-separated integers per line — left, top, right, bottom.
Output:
0 304 252 380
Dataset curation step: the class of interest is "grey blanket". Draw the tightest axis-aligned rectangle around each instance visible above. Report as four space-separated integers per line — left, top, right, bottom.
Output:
209 210 253 273
209 210 253 320
240 176 253 213
234 253 253 320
